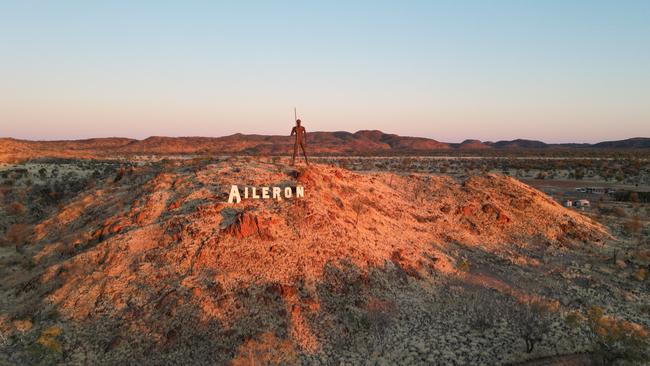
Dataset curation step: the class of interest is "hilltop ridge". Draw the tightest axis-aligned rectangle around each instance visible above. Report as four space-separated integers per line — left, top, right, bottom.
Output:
2 133 650 163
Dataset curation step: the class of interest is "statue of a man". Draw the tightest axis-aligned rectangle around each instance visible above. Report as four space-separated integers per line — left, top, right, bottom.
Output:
290 119 309 166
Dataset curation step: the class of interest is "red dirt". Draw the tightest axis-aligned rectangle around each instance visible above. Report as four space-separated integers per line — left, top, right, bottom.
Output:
10 161 608 354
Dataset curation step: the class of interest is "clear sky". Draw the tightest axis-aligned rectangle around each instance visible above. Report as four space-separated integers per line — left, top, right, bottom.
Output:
1 1 649 143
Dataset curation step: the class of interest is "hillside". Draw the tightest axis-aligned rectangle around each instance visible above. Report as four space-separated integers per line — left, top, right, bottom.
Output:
592 137 650 149
489 139 550 149
3 159 645 365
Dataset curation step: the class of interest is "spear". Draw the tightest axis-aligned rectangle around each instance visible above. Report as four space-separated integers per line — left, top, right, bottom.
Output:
294 107 297 122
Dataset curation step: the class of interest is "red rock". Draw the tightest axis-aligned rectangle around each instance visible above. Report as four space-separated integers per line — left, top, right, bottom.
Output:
458 205 476 217
168 200 182 210
222 212 271 239
134 211 146 224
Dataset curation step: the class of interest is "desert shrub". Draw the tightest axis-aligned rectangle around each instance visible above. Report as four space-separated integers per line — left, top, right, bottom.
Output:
231 332 298 366
610 207 628 218
338 159 351 170
114 168 125 183
614 191 650 203
633 268 646 282
360 158 375 171
464 288 505 331
6 323 64 365
640 304 650 316
566 311 585 330
351 198 366 225
36 326 63 353
31 181 70 205
413 177 431 202
624 216 643 244
399 157 414 172
13 319 33 333
54 242 78 258
364 297 397 338
3 224 30 250
586 306 650 365
6 202 27 216
573 168 585 180
509 298 555 353
456 258 470 273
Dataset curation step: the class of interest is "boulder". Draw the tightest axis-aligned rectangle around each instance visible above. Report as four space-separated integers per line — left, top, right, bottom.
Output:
220 208 271 239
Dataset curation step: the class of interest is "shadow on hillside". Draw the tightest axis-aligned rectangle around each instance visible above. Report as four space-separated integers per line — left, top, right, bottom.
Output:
2 247 601 365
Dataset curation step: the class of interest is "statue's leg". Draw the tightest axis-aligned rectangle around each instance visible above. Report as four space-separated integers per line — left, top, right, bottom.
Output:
301 142 309 165
292 142 297 165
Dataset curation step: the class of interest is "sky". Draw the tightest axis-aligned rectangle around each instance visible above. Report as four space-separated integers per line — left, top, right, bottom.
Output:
1 1 649 143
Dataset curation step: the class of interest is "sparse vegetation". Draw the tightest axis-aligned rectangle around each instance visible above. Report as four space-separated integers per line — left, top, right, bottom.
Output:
456 258 470 273
0 156 648 365
231 332 298 366
464 288 504 331
586 306 650 365
364 297 397 338
3 224 29 251
510 298 555 353
351 198 365 225
7 202 27 216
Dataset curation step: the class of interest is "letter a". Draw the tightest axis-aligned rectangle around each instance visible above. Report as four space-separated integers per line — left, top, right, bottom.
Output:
228 185 241 204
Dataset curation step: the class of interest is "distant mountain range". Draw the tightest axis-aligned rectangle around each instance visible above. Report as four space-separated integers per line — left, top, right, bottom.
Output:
1 131 649 162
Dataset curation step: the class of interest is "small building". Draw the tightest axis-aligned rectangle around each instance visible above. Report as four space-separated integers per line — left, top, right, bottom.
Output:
574 199 590 208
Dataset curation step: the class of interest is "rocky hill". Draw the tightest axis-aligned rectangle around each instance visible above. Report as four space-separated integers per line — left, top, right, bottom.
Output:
2 133 650 162
3 159 646 365
591 137 650 149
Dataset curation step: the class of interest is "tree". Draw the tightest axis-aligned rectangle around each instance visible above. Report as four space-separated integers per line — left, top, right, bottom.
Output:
352 198 365 225
4 223 30 252
510 299 555 353
574 168 585 180
625 216 643 247
7 202 27 216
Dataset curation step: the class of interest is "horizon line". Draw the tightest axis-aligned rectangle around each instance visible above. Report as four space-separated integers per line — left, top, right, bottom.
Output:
1 131 648 146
